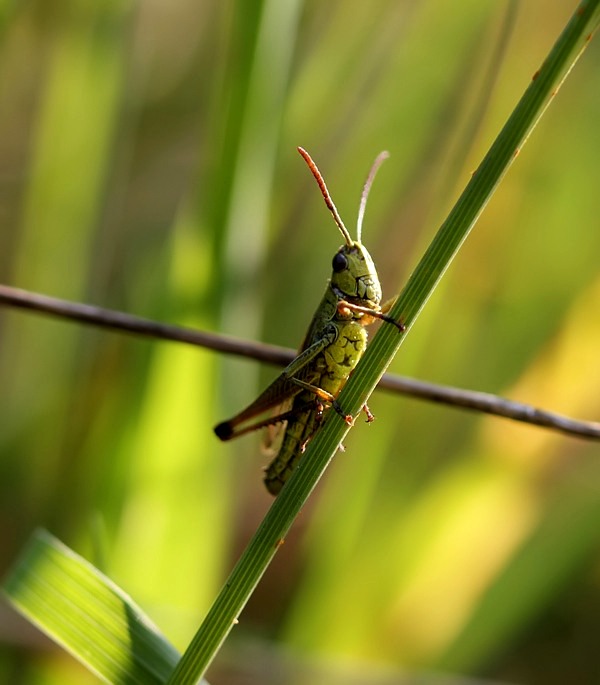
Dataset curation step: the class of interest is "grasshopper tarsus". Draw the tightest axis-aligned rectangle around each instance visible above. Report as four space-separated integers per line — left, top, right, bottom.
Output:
331 399 353 426
335 296 405 332
382 314 406 331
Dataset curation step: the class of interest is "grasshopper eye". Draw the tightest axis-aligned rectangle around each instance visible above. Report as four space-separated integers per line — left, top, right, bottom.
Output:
332 252 348 273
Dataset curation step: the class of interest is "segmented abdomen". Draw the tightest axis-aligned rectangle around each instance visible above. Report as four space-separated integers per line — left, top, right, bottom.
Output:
264 321 368 495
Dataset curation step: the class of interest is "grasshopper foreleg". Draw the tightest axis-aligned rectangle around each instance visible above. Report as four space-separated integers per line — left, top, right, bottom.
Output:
337 298 405 331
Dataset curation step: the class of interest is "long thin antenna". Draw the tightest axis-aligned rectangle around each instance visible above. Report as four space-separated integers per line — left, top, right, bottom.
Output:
297 147 353 246
356 151 389 242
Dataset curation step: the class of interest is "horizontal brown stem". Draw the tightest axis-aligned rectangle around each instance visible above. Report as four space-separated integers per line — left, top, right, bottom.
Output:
1 283 598 440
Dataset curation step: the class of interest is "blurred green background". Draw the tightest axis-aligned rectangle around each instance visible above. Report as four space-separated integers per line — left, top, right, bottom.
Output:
0 1 599 683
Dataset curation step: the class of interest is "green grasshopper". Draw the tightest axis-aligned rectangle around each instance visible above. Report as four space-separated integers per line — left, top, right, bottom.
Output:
214 147 404 495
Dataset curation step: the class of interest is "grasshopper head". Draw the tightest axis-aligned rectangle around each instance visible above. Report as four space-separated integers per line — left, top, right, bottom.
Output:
297 146 388 308
330 242 382 306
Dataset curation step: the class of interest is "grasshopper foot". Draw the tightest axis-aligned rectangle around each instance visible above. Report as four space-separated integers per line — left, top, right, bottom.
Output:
381 314 406 332
362 404 375 423
332 399 354 425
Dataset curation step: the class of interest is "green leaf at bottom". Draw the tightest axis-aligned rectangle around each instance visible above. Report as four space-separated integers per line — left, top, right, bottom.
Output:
2 529 193 685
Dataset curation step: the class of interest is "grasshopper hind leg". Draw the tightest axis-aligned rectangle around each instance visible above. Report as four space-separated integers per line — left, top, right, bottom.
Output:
264 395 332 495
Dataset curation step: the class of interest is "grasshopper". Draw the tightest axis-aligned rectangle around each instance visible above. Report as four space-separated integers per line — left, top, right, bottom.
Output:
214 147 404 495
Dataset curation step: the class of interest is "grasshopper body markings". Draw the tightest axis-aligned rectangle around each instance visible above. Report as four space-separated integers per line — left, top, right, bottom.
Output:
214 147 403 495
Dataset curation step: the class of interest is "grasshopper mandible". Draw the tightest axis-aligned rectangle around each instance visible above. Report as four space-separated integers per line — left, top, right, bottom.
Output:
214 147 404 495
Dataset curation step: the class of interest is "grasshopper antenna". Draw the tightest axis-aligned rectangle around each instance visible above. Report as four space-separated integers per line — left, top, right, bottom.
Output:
356 151 389 243
297 147 353 247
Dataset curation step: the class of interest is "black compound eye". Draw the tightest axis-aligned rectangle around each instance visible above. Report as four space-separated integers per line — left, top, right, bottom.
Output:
332 252 348 273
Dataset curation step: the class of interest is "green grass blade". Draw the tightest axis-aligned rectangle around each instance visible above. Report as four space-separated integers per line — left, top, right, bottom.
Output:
168 3 600 683
2 529 191 685
360 0 600 382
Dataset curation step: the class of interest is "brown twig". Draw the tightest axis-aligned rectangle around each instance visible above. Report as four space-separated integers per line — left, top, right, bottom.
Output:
1 283 598 440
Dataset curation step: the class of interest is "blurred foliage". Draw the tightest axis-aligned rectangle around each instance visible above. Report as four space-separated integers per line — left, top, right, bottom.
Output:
0 1 598 684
